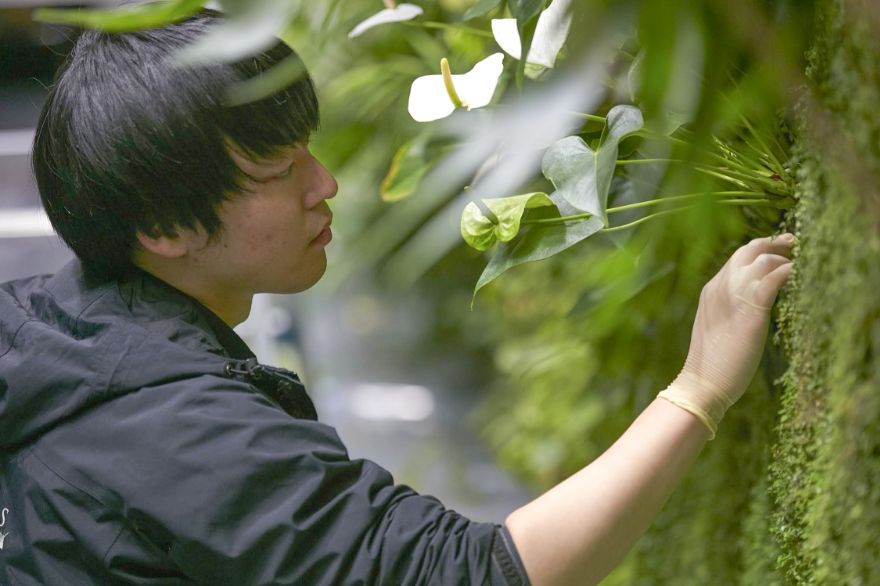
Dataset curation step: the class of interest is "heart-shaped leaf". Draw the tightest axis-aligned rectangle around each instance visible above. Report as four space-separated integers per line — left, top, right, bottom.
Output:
472 213 604 306
461 192 554 251
463 0 504 21
541 104 644 226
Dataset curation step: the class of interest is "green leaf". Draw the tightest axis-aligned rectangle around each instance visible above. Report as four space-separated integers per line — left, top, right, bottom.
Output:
381 137 432 203
472 213 605 306
508 0 546 85
463 0 504 21
461 192 554 251
541 104 644 226
34 0 205 32
381 133 457 202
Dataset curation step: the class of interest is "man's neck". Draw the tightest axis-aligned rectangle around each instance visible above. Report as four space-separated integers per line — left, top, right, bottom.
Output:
133 260 252 327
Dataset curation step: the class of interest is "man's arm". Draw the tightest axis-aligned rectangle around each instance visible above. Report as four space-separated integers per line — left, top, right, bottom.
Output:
506 398 710 585
505 234 796 586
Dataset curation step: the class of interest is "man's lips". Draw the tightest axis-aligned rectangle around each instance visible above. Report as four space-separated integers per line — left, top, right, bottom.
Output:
312 214 333 244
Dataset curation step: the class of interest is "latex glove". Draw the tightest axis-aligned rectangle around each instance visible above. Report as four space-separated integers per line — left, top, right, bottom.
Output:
658 233 796 438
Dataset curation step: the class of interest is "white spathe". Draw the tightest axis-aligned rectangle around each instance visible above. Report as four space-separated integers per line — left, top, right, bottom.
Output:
348 3 424 38
407 53 505 122
491 0 572 68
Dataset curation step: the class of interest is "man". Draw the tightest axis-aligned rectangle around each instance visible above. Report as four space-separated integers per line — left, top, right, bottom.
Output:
0 9 795 586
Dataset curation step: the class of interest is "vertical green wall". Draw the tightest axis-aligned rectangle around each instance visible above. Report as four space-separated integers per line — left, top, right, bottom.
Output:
618 0 880 583
770 0 880 581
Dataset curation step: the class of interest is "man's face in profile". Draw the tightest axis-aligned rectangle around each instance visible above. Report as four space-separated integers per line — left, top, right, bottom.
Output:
182 141 338 299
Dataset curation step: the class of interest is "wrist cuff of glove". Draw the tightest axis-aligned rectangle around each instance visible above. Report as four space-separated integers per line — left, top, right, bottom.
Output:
657 391 718 439
657 372 735 440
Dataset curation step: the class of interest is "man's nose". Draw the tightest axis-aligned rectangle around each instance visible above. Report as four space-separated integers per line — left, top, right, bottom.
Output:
319 161 338 201
306 156 338 208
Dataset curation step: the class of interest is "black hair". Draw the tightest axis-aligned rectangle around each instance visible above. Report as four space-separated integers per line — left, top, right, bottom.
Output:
33 9 319 279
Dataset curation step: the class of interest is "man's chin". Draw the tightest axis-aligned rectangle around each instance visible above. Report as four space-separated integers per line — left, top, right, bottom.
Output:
272 259 328 294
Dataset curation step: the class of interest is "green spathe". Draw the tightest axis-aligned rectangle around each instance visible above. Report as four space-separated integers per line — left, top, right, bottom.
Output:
461 192 555 251
472 216 605 305
542 105 644 226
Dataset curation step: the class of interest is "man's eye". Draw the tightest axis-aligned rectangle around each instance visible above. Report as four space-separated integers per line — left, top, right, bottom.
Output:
277 163 294 179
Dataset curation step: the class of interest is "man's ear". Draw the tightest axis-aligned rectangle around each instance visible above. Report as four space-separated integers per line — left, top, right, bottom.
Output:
135 228 190 259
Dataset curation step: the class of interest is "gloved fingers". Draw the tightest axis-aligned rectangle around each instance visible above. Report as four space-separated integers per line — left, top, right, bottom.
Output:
742 253 792 283
731 253 793 311
731 234 795 268
753 260 794 308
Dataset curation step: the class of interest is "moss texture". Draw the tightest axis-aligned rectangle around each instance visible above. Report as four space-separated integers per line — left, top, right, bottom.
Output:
626 0 880 582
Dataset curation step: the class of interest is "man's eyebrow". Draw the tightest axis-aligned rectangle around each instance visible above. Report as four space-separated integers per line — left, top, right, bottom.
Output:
253 142 309 165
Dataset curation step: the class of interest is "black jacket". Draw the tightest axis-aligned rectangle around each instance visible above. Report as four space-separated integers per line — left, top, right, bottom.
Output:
0 261 529 585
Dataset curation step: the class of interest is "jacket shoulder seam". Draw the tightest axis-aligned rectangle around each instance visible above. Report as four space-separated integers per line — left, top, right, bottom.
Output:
71 287 114 328
0 318 37 360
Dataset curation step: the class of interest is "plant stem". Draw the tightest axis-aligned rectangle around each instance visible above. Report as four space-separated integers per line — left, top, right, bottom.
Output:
521 191 768 225
694 165 769 184
613 191 767 212
736 112 785 175
637 128 773 178
599 206 694 233
598 199 775 234
570 111 607 123
401 20 494 38
615 158 679 165
616 158 772 187
617 158 768 181
692 167 752 190
716 198 777 206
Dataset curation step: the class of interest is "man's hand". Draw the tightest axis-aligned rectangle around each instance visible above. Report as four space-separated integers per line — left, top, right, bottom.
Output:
660 233 796 436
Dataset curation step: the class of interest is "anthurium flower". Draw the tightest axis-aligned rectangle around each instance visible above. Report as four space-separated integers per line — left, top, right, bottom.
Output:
348 2 423 39
461 192 554 251
408 53 505 122
491 0 572 68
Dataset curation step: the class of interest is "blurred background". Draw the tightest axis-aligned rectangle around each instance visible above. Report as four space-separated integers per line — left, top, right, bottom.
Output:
8 1 875 584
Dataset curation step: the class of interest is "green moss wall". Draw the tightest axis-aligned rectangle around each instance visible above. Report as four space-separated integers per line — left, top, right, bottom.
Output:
612 0 880 583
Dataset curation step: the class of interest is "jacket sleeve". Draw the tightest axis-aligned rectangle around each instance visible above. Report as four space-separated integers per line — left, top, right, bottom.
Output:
58 375 531 586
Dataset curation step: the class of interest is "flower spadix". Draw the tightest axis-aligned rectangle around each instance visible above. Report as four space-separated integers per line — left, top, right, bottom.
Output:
407 53 504 122
491 0 572 68
348 1 423 39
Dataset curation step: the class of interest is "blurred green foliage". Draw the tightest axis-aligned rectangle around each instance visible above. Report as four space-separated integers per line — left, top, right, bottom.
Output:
32 0 879 582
